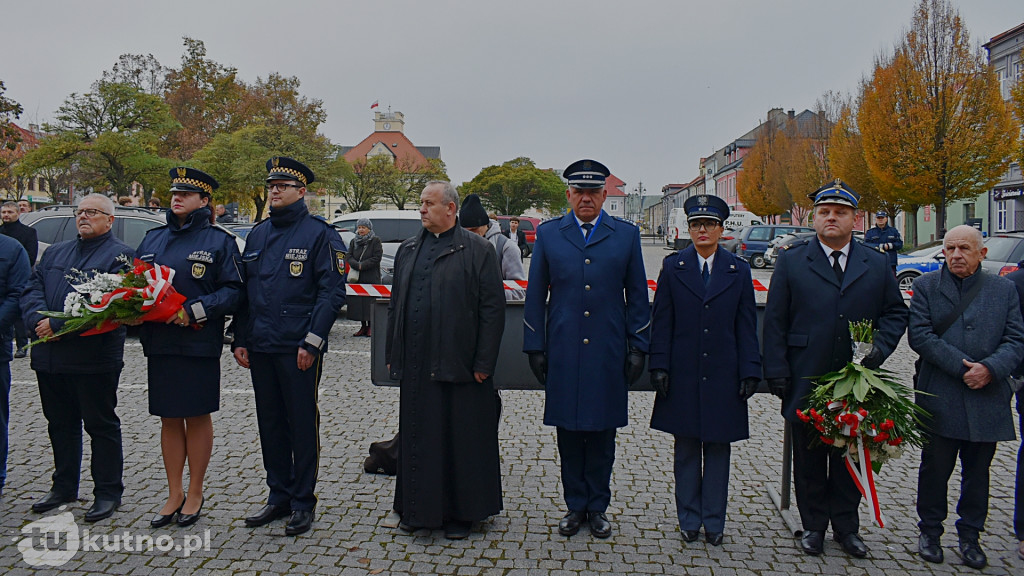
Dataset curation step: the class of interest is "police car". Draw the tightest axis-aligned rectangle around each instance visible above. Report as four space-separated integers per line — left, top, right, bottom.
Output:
895 242 944 291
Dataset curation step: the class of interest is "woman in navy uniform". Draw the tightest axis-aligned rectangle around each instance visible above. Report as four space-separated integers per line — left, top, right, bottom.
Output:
136 167 243 528
648 195 761 546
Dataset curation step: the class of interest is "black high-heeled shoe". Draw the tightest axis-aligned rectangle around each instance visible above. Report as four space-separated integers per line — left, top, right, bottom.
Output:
151 497 185 528
177 496 204 527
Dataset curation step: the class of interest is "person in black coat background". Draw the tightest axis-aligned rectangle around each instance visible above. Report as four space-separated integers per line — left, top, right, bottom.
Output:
346 217 382 336
763 180 907 559
1 200 37 356
134 168 242 528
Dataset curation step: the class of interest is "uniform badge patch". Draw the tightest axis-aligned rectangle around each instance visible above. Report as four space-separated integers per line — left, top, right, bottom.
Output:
335 248 346 276
289 261 303 277
191 262 206 279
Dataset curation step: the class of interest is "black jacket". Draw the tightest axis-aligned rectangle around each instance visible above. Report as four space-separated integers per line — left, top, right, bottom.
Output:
386 225 505 382
1 219 38 265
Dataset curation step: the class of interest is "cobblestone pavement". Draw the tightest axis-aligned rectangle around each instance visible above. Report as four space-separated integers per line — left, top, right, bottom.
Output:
0 244 1021 575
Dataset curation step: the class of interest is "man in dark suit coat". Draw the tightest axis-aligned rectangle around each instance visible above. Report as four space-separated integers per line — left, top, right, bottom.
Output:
910 226 1024 569
1 200 37 356
648 194 761 546
508 217 528 259
763 180 908 558
524 159 650 539
1006 264 1024 562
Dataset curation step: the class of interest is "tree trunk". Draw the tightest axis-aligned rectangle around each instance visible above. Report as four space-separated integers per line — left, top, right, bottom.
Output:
905 206 919 247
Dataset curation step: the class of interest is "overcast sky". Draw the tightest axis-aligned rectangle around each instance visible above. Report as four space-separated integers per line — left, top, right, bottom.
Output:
4 1 1022 194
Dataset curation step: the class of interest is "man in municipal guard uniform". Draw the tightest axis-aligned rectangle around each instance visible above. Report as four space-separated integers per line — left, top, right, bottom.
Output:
524 159 650 539
763 180 907 558
648 194 761 546
232 157 347 536
863 211 902 275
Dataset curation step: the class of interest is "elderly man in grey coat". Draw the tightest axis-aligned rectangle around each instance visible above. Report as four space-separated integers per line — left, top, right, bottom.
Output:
909 225 1024 570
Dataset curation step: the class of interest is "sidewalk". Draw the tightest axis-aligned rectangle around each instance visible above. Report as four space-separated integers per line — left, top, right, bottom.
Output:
1 325 1021 575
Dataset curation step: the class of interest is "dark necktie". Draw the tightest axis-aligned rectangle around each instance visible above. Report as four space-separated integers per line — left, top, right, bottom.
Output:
831 250 844 283
702 261 710 286
581 222 593 243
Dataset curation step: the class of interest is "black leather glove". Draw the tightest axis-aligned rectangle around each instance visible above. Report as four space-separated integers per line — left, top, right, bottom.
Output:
528 352 548 385
861 346 884 370
739 377 760 400
767 378 789 399
624 349 646 386
651 369 669 398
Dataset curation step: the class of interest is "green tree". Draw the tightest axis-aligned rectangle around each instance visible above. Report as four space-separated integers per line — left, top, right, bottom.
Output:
389 157 448 210
461 157 565 215
0 80 25 192
858 0 1016 238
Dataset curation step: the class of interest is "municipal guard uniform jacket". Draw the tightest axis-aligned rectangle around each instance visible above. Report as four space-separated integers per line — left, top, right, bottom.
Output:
385 224 505 382
649 246 760 443
863 225 903 267
136 207 243 357
763 239 907 423
523 211 651 431
233 201 347 355
909 266 1024 442
22 230 134 374
0 235 30 363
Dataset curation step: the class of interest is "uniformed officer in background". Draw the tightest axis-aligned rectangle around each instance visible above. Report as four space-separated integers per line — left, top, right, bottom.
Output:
863 211 902 275
233 157 347 536
524 159 650 539
763 180 907 558
648 194 761 546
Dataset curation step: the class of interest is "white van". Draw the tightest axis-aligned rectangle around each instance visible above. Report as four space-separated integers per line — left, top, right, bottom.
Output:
723 210 763 231
665 207 690 249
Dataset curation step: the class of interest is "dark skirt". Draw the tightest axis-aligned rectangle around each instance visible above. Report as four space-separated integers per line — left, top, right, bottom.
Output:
346 295 374 322
147 355 221 418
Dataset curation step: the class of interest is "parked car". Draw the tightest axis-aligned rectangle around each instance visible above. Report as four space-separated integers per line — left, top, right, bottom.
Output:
223 222 256 240
719 226 748 254
734 225 814 268
895 242 944 291
763 231 817 267
981 232 1024 275
20 204 243 259
495 215 541 256
332 210 422 243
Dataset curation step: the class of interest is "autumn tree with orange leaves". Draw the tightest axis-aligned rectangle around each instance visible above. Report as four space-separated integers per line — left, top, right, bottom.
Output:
858 0 1016 240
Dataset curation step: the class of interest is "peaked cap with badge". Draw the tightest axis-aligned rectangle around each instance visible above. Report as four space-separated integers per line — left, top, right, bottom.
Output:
808 179 860 208
564 159 610 189
170 167 219 198
684 194 730 223
266 156 315 186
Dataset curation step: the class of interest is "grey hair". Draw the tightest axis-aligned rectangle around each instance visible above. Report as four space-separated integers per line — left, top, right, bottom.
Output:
2 201 18 210
944 225 984 250
80 193 116 214
425 180 459 206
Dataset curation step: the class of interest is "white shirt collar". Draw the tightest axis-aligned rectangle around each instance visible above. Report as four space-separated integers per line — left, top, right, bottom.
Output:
818 238 851 268
697 251 716 272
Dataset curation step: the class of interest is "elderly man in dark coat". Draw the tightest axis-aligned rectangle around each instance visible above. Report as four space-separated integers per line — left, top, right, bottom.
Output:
763 180 907 558
2 200 38 356
649 195 761 546
909 225 1024 570
385 180 505 540
524 159 650 539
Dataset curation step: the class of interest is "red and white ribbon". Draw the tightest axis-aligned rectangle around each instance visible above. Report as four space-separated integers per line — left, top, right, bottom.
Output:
845 437 885 528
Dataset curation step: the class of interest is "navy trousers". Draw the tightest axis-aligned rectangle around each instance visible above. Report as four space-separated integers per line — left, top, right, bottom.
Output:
790 421 861 533
556 427 616 513
673 436 731 533
0 361 8 489
917 432 997 540
250 352 322 512
36 371 124 501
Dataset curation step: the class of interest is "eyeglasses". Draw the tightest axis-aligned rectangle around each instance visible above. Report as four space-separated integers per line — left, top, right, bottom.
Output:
688 221 720 231
74 208 110 218
266 183 301 192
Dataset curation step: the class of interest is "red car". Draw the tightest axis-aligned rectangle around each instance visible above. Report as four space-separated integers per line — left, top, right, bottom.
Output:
496 215 541 256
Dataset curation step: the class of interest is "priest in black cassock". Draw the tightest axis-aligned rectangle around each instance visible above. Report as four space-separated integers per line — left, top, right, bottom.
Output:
385 180 506 540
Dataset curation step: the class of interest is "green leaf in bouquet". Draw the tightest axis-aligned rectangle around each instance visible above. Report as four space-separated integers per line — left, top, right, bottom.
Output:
853 374 870 402
863 371 898 398
833 372 857 398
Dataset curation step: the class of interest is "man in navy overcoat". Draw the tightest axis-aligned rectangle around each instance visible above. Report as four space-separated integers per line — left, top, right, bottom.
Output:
524 159 650 539
763 180 907 558
648 194 761 546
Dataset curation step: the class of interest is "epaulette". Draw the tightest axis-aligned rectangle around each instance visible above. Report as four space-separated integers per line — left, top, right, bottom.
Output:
780 238 812 252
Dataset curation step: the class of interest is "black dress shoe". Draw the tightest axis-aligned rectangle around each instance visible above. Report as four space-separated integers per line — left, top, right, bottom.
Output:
32 491 76 513
397 521 419 533
835 531 868 558
244 503 291 527
800 530 825 555
681 529 701 542
285 510 313 536
444 520 473 540
918 532 943 563
706 531 724 546
84 499 119 522
150 497 185 528
588 512 612 539
558 510 586 536
177 497 204 527
14 348 26 358
958 537 986 569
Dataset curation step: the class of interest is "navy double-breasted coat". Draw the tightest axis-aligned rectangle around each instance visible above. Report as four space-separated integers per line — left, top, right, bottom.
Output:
523 211 650 431
648 246 761 443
